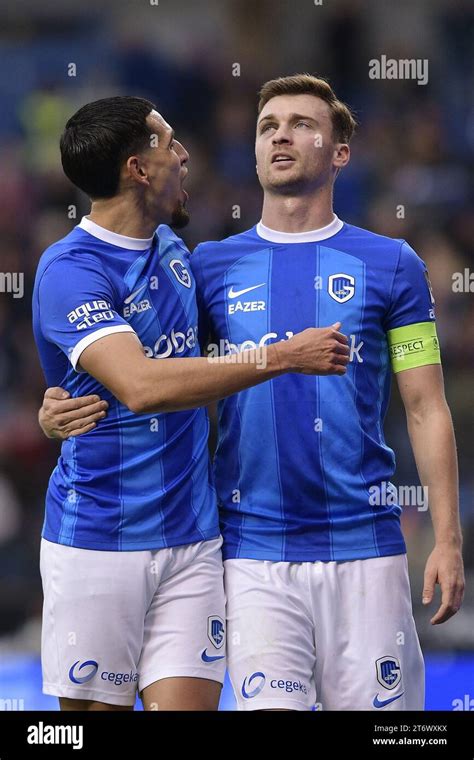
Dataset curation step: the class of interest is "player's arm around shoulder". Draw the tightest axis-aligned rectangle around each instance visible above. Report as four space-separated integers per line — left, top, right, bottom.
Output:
396 363 465 625
38 324 351 438
68 324 351 414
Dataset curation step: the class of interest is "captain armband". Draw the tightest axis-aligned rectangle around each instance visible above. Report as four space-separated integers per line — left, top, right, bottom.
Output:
387 322 441 373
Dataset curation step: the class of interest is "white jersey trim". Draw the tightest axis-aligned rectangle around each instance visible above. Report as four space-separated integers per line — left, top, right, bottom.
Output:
70 324 137 371
256 215 344 244
78 217 154 250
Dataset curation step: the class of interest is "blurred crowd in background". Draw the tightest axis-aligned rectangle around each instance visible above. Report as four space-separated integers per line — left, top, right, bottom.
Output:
0 0 473 662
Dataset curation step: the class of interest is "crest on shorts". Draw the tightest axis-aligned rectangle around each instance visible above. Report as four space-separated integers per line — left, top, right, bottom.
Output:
376 656 402 690
328 273 355 303
207 615 225 649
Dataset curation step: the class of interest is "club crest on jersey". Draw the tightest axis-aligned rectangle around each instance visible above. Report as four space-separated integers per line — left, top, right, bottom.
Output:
376 656 402 690
169 259 192 288
207 615 225 649
328 273 355 303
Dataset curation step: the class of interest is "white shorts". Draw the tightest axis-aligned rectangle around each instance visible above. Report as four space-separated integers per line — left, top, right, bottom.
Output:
224 553 424 711
40 536 226 706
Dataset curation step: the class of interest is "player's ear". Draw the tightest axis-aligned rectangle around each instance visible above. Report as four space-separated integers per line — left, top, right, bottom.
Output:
127 156 149 185
333 143 350 169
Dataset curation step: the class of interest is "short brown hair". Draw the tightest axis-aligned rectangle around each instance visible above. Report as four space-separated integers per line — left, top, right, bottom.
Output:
258 74 357 143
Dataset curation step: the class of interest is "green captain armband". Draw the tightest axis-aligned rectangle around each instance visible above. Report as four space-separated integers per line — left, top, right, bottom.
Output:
387 322 441 373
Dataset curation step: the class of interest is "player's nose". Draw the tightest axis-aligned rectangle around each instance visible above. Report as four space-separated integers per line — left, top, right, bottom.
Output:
176 140 189 164
272 128 292 145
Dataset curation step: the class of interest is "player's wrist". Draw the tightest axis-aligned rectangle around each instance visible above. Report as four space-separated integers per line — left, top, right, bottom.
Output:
266 339 296 374
434 532 463 550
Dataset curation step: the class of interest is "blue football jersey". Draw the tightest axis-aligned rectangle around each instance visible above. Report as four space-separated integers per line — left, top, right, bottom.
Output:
191 216 440 562
33 217 218 551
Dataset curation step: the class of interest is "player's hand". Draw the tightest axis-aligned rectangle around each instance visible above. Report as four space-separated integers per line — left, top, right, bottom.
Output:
38 387 109 440
286 322 350 376
422 543 465 624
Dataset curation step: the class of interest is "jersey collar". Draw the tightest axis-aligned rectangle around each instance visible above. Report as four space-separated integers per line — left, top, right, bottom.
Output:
78 216 154 250
256 214 344 243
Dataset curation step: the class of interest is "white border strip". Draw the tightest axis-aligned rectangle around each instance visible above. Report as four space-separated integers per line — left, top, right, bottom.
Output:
256 215 343 243
78 217 154 250
70 324 137 371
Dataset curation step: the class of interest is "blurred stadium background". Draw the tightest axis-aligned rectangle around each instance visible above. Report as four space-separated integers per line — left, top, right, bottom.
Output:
0 0 473 710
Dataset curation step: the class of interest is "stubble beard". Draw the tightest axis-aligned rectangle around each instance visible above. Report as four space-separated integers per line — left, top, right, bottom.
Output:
170 201 190 229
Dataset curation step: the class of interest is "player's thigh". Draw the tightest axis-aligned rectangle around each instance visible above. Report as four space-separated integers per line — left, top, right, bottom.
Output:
315 553 424 711
141 677 221 711
224 558 316 711
59 698 133 711
138 537 226 709
40 538 150 708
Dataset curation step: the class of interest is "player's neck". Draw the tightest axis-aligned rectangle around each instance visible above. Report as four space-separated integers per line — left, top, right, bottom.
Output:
260 188 335 233
88 197 160 240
